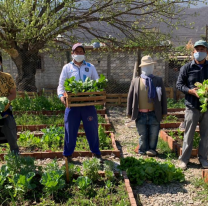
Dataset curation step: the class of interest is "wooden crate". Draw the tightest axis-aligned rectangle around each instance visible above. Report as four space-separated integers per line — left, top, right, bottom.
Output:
66 91 106 107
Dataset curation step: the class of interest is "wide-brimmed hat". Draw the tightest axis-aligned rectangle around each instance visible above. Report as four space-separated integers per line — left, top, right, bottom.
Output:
194 40 208 48
139 55 156 67
72 43 85 53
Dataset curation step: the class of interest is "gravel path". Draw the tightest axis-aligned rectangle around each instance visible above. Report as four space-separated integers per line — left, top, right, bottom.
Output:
107 106 208 206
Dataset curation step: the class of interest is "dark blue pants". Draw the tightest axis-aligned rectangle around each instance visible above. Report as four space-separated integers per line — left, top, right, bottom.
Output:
63 106 101 156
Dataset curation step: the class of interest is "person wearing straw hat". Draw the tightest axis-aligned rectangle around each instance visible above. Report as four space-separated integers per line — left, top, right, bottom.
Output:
127 55 167 157
176 40 208 170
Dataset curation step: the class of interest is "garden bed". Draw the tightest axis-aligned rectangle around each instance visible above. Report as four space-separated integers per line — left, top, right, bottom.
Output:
13 108 106 115
16 123 112 132
202 169 208 183
159 130 199 157
0 154 131 205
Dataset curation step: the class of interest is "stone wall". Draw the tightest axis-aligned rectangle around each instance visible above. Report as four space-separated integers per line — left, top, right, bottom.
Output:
1 50 167 93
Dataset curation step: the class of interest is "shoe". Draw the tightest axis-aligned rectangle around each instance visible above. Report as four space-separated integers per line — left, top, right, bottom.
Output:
92 153 103 162
199 159 208 169
178 161 187 170
146 150 157 157
66 155 72 163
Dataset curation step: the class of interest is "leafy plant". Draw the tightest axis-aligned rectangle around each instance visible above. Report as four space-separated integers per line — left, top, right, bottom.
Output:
83 158 101 182
8 172 36 198
195 80 208 112
64 74 108 94
40 160 65 197
162 115 178 123
118 157 185 185
75 176 92 194
167 98 185 109
193 132 200 149
99 125 111 150
104 160 115 181
0 97 9 112
4 152 39 175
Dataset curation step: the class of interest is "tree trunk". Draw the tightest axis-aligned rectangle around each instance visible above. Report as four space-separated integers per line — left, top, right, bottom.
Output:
11 51 38 92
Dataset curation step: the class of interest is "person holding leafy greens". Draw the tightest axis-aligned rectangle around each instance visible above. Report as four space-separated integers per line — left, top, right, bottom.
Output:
57 43 102 162
0 55 19 154
176 40 208 170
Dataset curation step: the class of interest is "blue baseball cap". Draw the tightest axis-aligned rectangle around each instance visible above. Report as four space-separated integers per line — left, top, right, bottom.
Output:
194 40 208 48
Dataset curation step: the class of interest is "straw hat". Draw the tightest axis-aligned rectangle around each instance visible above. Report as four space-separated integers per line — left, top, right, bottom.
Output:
139 55 156 67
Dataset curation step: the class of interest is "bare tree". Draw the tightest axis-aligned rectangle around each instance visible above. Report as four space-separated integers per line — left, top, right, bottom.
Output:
0 0 205 91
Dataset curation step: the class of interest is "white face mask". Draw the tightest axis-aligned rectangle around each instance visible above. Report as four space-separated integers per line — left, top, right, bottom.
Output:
72 54 85 63
141 64 154 76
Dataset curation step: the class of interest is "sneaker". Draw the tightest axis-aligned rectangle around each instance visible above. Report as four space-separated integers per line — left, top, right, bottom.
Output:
66 155 72 163
146 150 157 157
199 159 208 169
178 161 187 170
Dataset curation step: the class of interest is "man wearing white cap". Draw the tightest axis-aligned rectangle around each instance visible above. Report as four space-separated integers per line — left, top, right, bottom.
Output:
57 43 101 162
127 55 167 157
177 40 208 170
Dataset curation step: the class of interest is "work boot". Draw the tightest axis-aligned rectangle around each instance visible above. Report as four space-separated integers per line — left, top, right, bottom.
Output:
146 149 157 157
199 159 208 169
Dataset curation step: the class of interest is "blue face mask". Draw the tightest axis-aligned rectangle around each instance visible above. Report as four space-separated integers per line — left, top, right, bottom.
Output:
194 52 207 62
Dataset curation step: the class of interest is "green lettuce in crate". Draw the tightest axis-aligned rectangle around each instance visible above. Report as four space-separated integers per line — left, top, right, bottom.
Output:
64 74 108 94
0 97 9 112
195 80 208 112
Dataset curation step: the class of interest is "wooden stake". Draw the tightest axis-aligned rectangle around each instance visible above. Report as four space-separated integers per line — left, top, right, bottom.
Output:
65 157 70 183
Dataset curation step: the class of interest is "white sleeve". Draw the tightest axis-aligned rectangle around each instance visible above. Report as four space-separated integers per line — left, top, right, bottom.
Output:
91 65 99 80
57 65 67 96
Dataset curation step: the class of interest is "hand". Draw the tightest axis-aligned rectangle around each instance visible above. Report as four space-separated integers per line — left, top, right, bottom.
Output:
60 96 66 106
188 88 199 98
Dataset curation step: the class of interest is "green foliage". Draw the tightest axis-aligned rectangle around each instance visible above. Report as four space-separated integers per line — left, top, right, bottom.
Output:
12 93 65 111
0 97 9 112
75 176 92 194
118 157 185 185
195 80 208 112
40 160 65 196
64 74 108 93
104 160 115 181
98 125 111 150
167 98 185 109
83 157 101 182
162 115 178 123
4 152 39 175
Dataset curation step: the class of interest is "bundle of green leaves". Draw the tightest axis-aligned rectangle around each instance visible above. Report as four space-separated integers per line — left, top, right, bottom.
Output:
0 97 9 112
195 80 208 112
118 157 185 185
64 74 108 94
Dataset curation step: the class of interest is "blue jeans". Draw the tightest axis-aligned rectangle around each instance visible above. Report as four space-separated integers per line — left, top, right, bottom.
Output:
135 111 160 154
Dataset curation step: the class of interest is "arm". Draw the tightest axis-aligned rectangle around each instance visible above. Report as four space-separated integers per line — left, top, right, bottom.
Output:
126 79 135 117
160 78 167 115
91 65 99 80
176 64 199 98
7 88 16 101
57 65 67 105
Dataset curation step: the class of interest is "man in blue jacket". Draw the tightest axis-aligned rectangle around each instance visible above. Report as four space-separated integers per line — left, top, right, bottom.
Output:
176 40 208 170
57 43 101 162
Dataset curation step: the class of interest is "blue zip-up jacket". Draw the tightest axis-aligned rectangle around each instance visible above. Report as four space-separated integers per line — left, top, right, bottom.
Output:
176 60 208 110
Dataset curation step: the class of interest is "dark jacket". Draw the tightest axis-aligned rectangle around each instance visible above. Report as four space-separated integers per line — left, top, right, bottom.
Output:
176 60 208 110
127 76 167 122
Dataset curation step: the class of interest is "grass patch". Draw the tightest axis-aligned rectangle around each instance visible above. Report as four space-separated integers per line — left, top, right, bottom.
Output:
157 138 177 159
192 178 208 203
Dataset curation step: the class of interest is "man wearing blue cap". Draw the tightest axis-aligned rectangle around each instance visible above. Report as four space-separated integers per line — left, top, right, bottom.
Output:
176 40 208 170
57 43 101 162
